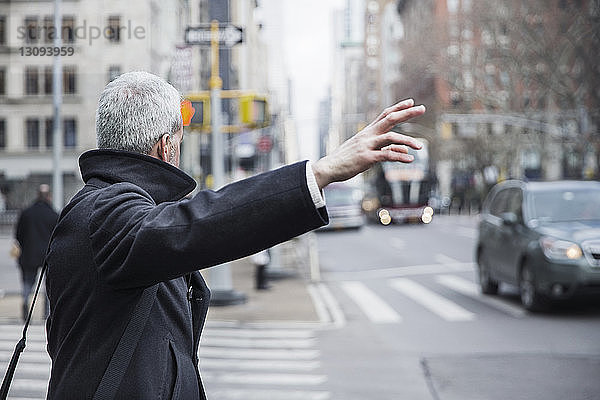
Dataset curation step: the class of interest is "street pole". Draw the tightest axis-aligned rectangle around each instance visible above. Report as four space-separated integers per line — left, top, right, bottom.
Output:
52 0 63 210
208 20 246 306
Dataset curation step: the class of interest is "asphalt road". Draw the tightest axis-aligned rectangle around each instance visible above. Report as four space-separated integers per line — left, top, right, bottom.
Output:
314 214 600 400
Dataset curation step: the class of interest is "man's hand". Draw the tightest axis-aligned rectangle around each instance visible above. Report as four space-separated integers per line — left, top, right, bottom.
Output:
312 98 426 190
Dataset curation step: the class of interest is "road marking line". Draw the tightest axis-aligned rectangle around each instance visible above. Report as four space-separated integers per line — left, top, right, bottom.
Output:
202 371 327 386
316 283 346 328
0 350 50 364
202 337 317 349
340 281 402 323
0 340 47 352
200 358 320 371
435 275 526 318
200 347 320 360
389 278 475 322
203 328 314 339
208 389 330 400
0 362 49 375
434 253 460 265
322 262 475 281
7 378 48 392
307 283 332 324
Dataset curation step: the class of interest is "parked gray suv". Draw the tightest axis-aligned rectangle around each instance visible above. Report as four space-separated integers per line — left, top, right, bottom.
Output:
476 180 600 311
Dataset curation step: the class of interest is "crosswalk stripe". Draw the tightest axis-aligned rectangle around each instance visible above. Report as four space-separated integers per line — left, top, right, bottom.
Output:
0 362 49 376
7 378 48 392
203 328 314 339
201 358 320 371
340 281 402 323
390 278 475 322
200 347 319 360
0 340 46 352
0 350 50 364
1 322 328 400
203 371 327 386
209 388 330 400
202 336 317 349
435 275 526 318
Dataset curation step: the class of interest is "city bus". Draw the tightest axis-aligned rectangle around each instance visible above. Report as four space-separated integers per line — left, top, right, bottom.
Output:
362 138 434 225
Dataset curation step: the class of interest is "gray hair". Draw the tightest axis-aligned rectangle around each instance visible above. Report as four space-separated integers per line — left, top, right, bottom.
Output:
95 71 182 154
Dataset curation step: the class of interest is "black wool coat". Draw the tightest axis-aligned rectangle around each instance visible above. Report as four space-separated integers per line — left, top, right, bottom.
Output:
15 199 58 280
45 149 328 399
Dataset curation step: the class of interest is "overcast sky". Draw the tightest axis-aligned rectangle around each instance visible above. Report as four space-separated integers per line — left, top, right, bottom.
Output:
281 0 345 161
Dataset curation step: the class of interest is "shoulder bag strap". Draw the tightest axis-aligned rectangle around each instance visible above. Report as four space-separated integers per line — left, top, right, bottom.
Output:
92 283 160 400
0 261 48 400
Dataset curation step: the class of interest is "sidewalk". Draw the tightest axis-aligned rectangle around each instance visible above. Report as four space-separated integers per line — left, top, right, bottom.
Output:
0 236 322 325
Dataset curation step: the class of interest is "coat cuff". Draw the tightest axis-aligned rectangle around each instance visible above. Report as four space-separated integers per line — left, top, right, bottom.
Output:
305 161 326 208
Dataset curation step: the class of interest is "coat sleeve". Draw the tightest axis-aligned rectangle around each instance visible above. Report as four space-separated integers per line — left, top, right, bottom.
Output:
88 161 328 288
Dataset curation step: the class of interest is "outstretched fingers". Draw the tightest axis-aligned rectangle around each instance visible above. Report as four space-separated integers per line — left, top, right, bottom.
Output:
377 145 415 163
373 104 426 134
372 131 423 152
368 98 415 128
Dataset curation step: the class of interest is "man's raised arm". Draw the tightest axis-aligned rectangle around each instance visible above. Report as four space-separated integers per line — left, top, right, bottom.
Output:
311 98 426 190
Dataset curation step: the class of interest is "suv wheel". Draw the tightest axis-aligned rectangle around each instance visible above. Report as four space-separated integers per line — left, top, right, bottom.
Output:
519 264 545 312
478 249 499 295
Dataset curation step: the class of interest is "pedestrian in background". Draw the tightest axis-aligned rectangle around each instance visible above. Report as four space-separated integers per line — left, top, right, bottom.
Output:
15 184 58 321
45 71 425 399
251 248 271 290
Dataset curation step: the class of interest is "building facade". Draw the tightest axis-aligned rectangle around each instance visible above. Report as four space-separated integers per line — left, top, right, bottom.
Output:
393 0 599 208
0 0 187 210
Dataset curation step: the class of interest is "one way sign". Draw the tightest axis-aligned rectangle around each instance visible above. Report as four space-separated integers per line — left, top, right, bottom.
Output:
185 24 244 48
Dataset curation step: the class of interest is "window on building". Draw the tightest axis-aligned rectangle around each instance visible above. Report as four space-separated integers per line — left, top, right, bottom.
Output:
26 119 40 149
0 16 6 45
62 16 75 43
43 16 54 43
0 119 6 149
64 118 77 148
24 16 39 44
107 16 121 43
108 65 121 82
44 118 76 148
0 68 5 95
45 118 53 148
25 67 39 95
44 66 53 95
63 66 76 94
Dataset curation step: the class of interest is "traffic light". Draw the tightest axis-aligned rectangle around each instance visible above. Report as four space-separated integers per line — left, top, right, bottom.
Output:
240 95 270 128
184 92 270 132
184 93 210 129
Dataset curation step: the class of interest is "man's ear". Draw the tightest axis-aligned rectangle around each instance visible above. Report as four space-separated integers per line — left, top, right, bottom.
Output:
158 134 170 161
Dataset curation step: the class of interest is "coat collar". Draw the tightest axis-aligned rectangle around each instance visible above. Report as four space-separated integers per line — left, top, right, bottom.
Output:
79 149 197 204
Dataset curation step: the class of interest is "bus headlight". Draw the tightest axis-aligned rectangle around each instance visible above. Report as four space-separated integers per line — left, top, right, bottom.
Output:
378 209 392 225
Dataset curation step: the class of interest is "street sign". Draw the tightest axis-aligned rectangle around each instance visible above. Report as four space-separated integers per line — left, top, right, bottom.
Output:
185 24 244 47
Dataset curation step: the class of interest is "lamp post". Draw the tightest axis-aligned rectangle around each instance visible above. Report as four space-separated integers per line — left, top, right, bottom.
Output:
207 20 246 306
52 0 63 210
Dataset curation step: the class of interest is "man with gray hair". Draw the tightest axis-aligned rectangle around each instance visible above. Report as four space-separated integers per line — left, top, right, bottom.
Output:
45 71 425 399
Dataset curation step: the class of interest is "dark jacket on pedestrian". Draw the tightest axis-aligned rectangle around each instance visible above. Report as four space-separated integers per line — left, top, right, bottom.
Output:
45 149 328 399
16 198 58 280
